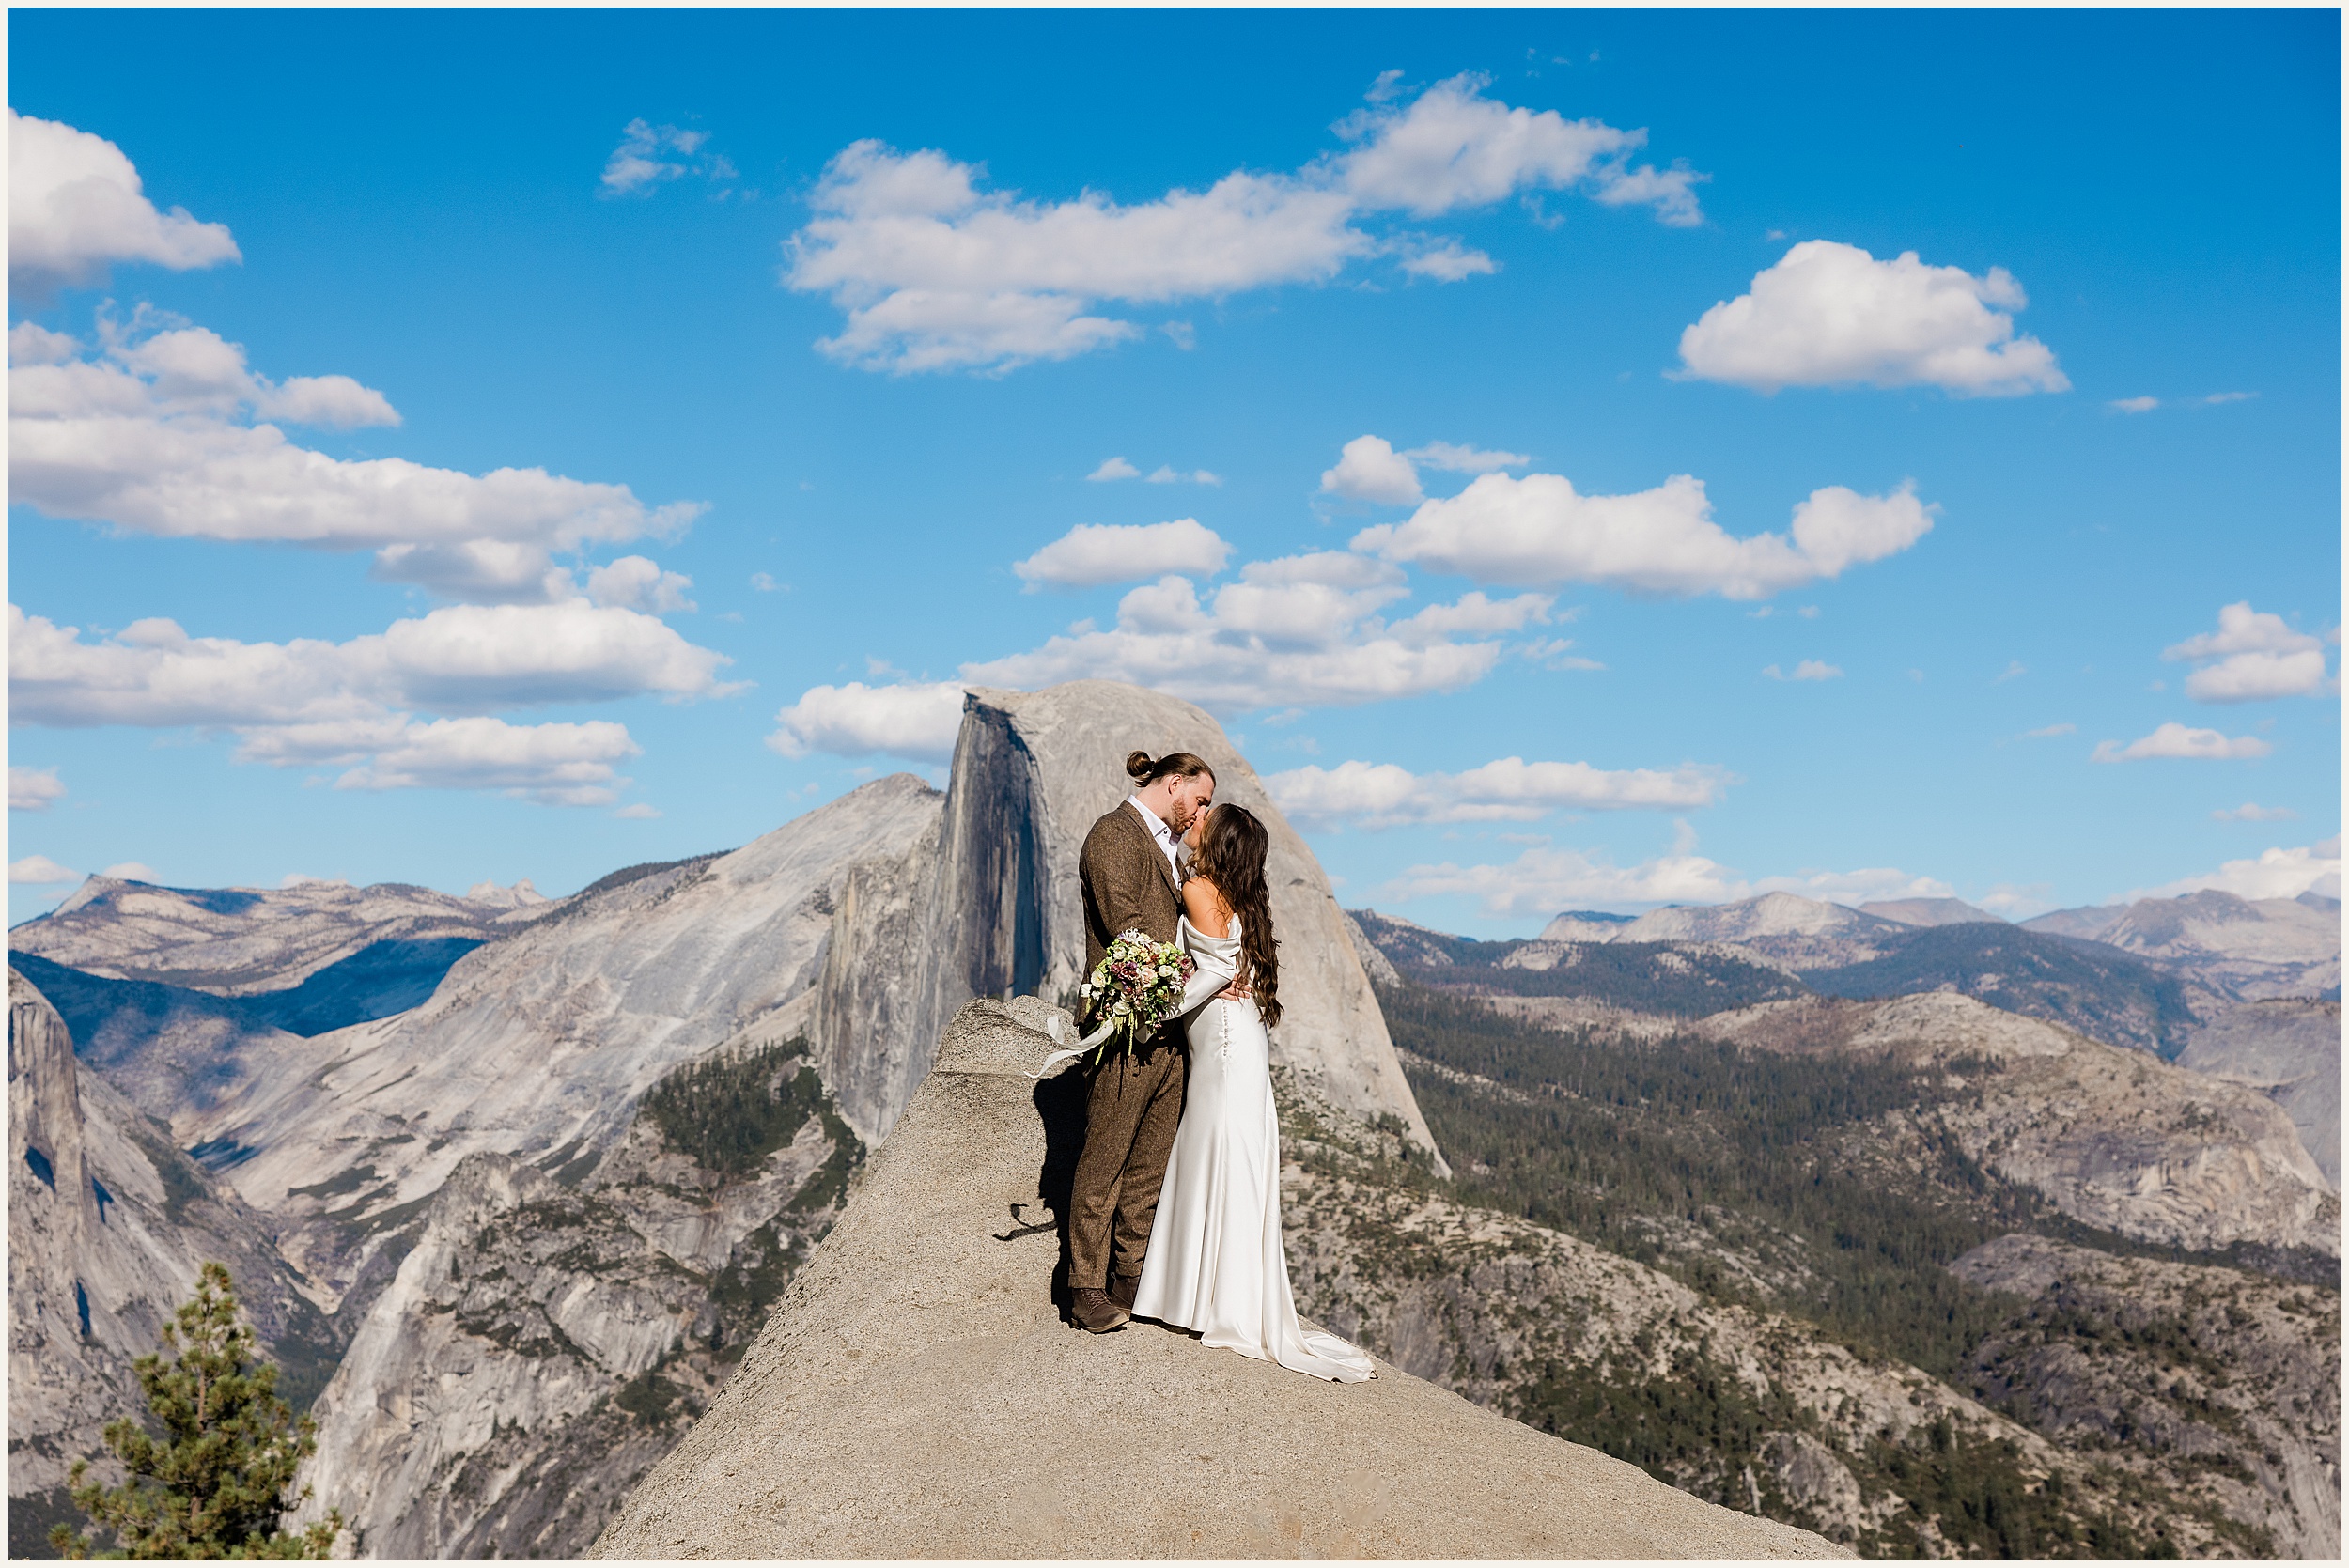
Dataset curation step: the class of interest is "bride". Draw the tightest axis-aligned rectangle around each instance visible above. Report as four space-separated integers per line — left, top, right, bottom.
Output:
1130 802 1376 1383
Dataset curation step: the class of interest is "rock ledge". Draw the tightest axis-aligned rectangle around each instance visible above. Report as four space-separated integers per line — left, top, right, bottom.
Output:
592 1000 1843 1560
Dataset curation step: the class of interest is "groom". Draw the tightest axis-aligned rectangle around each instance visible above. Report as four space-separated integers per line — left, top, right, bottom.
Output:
1064 749 1216 1333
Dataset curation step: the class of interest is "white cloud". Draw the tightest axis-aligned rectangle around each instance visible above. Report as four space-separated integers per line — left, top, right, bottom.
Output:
2165 602 2323 660
784 78 1701 373
1334 73 1703 224
614 802 662 819
1354 472 1933 598
8 109 241 293
1384 835 1952 917
1143 464 1220 485
963 552 1533 712
1320 435 1424 505
768 680 968 763
2133 836 2341 903
8 855 82 885
9 307 702 604
2213 802 2296 822
2024 722 2077 738
1086 457 1141 481
750 571 780 592
1319 434 1534 507
1763 660 1843 681
600 119 726 195
1757 866 1956 904
2183 650 2331 702
2163 602 2330 702
1408 441 1529 474
10 598 730 726
1267 754 1729 828
1396 241 1496 281
585 555 696 613
8 766 66 812
8 322 83 365
228 714 641 806
2110 396 2160 413
1676 241 2068 396
2091 722 2274 763
319 717 641 805
1386 842 1745 916
1013 518 1233 590
101 862 157 882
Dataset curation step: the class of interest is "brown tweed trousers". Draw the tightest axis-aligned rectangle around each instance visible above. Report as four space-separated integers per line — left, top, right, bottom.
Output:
1066 800 1187 1292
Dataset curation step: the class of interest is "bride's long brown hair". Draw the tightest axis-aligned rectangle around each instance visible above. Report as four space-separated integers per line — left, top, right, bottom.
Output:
1191 803 1281 1029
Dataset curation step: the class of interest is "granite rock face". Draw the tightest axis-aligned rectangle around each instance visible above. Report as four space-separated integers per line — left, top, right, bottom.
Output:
7 969 338 1549
908 684 1439 1161
290 1037 860 1560
2175 998 2341 1188
1703 992 2340 1257
591 1000 1837 1561
160 775 943 1309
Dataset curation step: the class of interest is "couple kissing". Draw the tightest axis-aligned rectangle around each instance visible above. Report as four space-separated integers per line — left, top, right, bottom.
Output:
1060 748 1374 1384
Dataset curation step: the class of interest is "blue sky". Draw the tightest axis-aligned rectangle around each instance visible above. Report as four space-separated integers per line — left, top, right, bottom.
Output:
8 8 2341 934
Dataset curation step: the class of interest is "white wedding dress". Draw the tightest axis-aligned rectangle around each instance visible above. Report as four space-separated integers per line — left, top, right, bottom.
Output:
1130 913 1376 1382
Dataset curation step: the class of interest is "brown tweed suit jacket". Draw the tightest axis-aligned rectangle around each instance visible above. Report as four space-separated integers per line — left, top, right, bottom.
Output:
1078 800 1183 1024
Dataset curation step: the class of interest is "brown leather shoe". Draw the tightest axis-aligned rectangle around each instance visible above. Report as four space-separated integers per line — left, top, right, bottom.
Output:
1070 1287 1129 1333
1109 1275 1140 1312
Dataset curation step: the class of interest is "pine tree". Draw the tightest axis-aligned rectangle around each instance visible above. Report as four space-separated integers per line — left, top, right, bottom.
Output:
51 1262 342 1560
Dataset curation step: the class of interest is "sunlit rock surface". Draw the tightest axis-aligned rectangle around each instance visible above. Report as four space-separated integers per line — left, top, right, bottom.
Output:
592 1000 1838 1561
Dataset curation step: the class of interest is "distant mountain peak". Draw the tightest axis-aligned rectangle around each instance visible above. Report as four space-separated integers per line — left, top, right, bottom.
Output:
464 877 547 909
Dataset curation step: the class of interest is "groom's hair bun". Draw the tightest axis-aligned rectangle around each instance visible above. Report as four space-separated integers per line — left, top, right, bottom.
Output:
1127 749 1214 785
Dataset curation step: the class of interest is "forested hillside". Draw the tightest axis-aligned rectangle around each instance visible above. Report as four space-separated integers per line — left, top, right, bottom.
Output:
1282 978 2341 1558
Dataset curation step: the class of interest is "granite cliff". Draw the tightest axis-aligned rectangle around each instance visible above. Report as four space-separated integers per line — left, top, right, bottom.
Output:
8 969 340 1549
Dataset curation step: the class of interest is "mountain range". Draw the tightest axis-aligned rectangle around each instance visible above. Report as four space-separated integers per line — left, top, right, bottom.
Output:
8 680 2338 1559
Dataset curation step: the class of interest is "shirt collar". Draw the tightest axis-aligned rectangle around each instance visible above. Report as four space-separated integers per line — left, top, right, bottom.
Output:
1126 793 1174 842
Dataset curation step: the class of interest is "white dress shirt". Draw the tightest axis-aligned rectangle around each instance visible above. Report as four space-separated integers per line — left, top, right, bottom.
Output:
1126 794 1182 881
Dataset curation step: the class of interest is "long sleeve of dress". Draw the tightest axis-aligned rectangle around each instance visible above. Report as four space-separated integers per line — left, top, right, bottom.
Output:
1176 915 1241 1017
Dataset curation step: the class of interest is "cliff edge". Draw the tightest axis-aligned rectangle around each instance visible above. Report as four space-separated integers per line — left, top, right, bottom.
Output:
592 999 1842 1560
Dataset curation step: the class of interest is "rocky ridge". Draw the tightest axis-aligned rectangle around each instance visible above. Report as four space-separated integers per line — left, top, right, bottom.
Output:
2024 890 2341 1001
1701 993 2338 1258
10 877 530 995
591 999 1837 1560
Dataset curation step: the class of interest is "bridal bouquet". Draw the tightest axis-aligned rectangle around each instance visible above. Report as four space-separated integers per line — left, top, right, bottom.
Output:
1080 930 1195 1064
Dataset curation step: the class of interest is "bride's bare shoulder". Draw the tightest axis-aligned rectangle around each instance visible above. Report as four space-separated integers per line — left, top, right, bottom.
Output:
1181 876 1231 936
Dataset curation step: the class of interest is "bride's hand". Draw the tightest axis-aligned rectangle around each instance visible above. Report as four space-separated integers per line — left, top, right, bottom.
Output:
1217 980 1252 1001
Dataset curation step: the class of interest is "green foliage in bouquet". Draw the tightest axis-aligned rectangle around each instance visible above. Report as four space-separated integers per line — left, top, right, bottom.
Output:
1080 930 1195 1063
51 1263 342 1560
